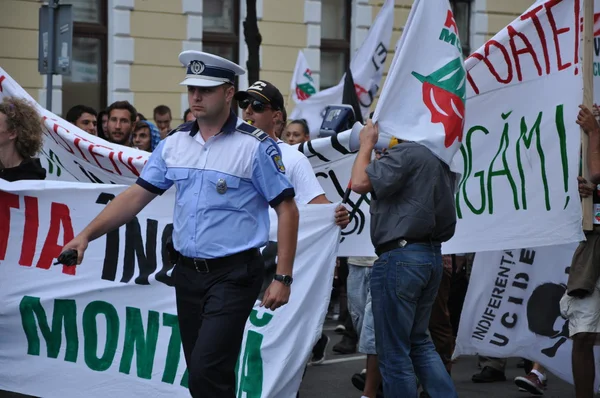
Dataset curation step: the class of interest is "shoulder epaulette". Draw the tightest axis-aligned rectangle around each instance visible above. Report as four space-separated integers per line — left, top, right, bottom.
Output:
236 122 269 141
167 120 195 137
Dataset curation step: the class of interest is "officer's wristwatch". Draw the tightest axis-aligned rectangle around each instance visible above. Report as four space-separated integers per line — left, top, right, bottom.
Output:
274 274 293 286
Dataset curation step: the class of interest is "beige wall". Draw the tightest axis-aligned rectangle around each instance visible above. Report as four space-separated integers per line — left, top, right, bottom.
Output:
0 0 43 100
130 0 186 126
485 1 532 39
260 0 307 104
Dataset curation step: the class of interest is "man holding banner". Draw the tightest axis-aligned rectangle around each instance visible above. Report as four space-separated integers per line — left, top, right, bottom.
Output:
58 51 300 398
561 105 600 398
236 79 350 366
350 120 458 397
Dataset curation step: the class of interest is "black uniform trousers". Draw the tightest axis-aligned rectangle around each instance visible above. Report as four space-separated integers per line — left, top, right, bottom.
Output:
173 250 264 398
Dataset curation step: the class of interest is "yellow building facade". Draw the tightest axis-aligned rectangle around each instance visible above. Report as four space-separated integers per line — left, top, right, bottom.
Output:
0 0 534 125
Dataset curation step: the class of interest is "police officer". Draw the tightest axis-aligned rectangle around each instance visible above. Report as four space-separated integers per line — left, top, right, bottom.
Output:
59 51 299 398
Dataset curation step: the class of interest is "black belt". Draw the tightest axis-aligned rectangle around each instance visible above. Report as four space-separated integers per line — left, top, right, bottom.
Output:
375 238 440 256
178 248 259 273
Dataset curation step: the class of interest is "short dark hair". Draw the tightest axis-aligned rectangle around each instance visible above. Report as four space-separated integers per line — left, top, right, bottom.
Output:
97 109 107 139
133 121 150 132
107 101 137 122
65 105 97 124
183 108 192 120
137 112 147 121
289 119 310 136
153 105 171 118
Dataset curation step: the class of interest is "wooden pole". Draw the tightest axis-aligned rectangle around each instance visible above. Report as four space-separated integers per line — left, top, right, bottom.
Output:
582 0 594 231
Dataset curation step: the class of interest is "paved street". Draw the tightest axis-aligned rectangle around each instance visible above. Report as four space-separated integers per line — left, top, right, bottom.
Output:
299 321 584 397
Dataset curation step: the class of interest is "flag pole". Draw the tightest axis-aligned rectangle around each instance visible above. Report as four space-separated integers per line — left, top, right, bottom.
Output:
582 0 594 231
286 90 293 116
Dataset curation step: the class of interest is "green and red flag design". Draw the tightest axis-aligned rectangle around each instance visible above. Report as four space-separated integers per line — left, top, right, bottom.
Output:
371 0 466 169
412 58 466 148
291 51 318 102
296 77 316 101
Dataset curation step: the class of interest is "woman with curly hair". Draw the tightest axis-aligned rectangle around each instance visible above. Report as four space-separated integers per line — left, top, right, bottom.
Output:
0 96 46 182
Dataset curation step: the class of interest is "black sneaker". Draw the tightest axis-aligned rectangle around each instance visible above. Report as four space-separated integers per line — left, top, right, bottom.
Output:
472 366 507 383
309 334 329 365
332 335 357 354
351 373 366 391
351 373 384 398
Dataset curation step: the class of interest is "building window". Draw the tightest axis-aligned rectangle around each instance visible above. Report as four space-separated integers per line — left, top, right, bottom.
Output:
203 0 240 63
451 0 472 56
320 0 351 90
61 0 108 115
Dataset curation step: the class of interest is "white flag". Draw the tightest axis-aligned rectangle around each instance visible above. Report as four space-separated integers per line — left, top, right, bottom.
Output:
372 0 466 168
290 0 394 137
290 51 317 102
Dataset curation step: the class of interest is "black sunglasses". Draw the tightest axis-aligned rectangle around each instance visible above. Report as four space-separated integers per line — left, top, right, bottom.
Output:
239 99 274 113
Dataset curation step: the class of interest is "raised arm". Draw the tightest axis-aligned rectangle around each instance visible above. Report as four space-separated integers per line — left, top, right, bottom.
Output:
578 105 600 184
61 184 158 264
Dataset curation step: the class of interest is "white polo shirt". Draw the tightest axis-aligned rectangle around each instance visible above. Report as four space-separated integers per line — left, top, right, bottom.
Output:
277 140 325 205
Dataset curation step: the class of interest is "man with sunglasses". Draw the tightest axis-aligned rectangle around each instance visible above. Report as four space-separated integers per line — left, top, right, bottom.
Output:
59 51 299 398
235 81 350 371
235 81 350 223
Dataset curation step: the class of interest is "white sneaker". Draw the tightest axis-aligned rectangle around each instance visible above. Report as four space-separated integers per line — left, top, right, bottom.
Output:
335 324 346 333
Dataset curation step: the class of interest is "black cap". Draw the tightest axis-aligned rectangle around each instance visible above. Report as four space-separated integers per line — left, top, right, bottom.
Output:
235 80 285 111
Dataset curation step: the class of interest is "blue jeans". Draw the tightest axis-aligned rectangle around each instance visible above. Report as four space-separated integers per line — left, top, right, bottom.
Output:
371 243 457 398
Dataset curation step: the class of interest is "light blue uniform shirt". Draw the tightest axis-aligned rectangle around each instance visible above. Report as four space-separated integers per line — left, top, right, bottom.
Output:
136 111 295 258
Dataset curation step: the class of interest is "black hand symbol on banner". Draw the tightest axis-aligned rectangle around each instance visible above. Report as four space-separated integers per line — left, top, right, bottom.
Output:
526 282 570 358
317 170 369 238
541 337 567 358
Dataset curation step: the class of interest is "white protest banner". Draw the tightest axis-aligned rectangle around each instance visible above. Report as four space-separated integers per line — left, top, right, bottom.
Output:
289 0 394 136
0 67 148 185
454 244 600 387
290 50 317 102
296 131 376 257
373 0 466 167
318 0 585 255
0 180 339 397
442 0 585 253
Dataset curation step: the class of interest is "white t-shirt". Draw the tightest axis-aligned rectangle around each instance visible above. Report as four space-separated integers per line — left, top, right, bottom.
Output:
277 140 325 205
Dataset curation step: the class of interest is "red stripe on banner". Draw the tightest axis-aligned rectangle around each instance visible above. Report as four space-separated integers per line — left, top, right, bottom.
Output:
594 13 600 37
0 192 20 261
36 202 76 275
19 196 39 267
0 75 5 92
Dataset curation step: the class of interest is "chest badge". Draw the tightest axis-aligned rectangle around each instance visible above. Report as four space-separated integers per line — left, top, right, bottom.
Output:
216 178 228 194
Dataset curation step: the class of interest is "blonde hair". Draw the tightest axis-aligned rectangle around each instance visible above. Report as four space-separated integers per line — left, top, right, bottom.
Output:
0 97 44 158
